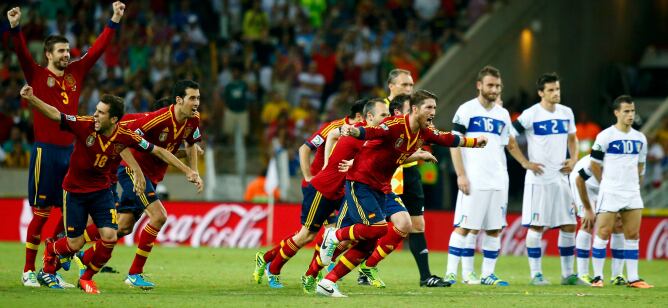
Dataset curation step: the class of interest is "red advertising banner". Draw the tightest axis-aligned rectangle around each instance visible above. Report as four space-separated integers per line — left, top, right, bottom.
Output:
1 198 666 260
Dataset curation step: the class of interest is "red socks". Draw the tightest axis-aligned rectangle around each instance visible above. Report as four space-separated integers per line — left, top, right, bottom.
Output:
268 236 302 274
81 239 116 280
83 224 100 243
365 226 407 267
24 208 50 272
336 223 388 241
324 240 377 283
128 224 160 275
43 237 75 274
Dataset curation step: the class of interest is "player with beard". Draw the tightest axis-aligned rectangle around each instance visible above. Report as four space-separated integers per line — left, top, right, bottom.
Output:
7 2 126 288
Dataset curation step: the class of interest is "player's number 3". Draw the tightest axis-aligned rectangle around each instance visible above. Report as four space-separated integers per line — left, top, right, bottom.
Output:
61 91 69 105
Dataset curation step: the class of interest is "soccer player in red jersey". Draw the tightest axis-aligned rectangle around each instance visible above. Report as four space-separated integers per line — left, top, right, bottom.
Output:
252 100 366 288
20 85 199 294
7 2 126 288
79 80 203 289
315 90 487 297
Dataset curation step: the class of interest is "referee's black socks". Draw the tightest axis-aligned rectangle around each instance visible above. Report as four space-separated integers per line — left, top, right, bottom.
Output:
408 232 431 281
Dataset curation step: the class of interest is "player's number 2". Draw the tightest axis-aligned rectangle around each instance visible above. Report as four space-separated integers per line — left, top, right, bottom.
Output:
94 154 108 168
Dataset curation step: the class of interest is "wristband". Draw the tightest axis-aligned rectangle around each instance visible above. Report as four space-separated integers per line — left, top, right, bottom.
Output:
464 137 477 147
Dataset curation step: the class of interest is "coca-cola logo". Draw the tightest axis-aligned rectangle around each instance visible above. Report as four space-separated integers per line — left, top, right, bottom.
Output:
647 219 668 261
124 204 268 248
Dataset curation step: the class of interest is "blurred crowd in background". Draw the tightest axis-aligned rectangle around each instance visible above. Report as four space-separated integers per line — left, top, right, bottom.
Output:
0 0 665 206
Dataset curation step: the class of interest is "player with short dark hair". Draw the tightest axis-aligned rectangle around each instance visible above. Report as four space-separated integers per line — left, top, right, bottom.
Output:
253 100 365 289
20 85 200 294
79 80 203 289
7 1 126 288
589 95 652 288
316 90 487 297
512 72 580 285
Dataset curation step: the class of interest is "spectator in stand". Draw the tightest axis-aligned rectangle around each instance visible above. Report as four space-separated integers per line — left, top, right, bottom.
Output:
296 62 325 110
2 126 30 168
262 90 291 125
324 81 357 120
354 39 381 92
312 44 338 101
223 64 250 182
243 0 269 42
647 137 665 188
125 78 153 113
244 168 281 202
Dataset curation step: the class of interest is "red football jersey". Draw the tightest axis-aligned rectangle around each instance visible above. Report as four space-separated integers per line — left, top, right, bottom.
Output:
310 121 367 200
346 114 461 193
302 116 352 187
121 105 201 184
59 113 154 193
11 22 118 146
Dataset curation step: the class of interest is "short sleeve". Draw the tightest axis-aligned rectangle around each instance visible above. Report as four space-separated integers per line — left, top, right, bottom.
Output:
500 111 512 145
60 113 92 136
638 134 648 164
591 131 608 163
567 108 577 134
452 105 469 136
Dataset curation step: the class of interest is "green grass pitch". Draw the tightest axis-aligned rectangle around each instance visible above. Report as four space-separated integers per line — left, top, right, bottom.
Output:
1 242 666 307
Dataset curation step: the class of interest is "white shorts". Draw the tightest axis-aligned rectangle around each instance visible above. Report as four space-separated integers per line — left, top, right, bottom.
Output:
454 189 507 230
569 176 598 218
596 190 643 213
522 177 576 228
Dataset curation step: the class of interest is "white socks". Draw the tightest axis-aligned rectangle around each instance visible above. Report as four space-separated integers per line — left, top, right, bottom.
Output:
481 235 500 278
624 239 639 282
575 230 592 276
558 231 576 278
592 236 609 279
462 233 478 278
526 229 543 277
610 233 625 278
446 232 465 276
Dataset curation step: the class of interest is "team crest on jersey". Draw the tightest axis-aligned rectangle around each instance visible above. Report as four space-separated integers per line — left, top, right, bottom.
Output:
159 127 169 142
86 134 95 147
184 127 193 139
114 143 124 154
395 137 404 148
47 76 56 88
64 74 76 89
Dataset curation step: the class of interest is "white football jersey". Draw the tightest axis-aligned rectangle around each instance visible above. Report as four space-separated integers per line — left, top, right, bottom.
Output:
569 154 599 191
513 103 576 184
591 126 647 195
452 98 511 190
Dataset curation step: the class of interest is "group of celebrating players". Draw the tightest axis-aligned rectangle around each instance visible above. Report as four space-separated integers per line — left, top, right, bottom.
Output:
253 66 653 297
10 2 203 294
7 0 652 297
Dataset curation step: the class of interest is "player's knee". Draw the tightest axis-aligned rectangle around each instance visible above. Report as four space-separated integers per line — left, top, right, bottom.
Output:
410 217 425 233
597 226 613 239
454 227 469 236
485 229 500 237
117 226 132 238
624 230 639 240
395 218 412 234
67 236 85 251
100 232 118 242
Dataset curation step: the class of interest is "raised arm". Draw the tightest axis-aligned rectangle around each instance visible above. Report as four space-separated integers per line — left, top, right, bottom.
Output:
76 1 125 72
20 85 60 121
7 7 38 81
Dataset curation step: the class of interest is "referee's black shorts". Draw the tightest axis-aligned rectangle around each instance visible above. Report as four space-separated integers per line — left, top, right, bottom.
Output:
399 165 425 216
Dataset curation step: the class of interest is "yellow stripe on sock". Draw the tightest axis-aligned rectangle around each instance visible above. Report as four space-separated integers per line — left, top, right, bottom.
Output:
279 248 290 260
136 248 150 257
349 226 356 241
83 231 91 243
143 226 159 237
286 240 298 252
340 256 355 270
26 242 39 250
89 263 101 272
376 246 388 258
316 255 323 266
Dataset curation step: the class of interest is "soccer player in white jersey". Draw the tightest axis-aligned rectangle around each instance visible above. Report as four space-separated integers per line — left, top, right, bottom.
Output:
511 73 579 285
570 155 627 286
446 66 526 286
589 95 653 288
